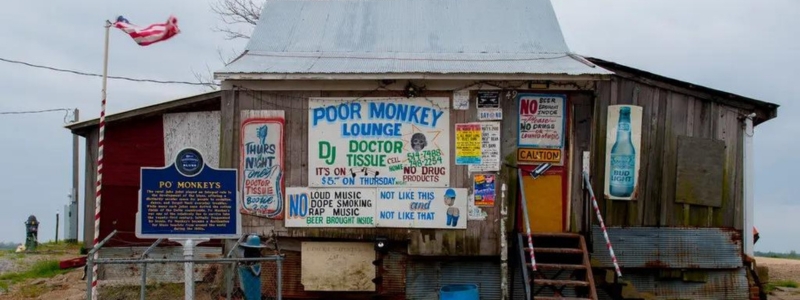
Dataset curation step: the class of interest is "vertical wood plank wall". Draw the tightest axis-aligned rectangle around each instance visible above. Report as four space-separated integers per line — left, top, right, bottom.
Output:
591 77 744 229
219 89 500 256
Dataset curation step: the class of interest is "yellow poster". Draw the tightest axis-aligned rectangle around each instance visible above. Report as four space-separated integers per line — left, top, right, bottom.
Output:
455 123 482 165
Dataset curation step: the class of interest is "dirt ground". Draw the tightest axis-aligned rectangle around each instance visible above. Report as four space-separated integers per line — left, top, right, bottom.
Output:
757 257 800 300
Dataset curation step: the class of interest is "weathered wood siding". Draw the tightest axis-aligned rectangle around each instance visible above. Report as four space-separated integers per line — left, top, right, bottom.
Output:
590 77 744 229
221 89 500 256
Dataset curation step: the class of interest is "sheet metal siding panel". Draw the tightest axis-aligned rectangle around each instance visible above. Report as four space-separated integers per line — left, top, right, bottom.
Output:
621 269 748 300
382 252 408 298
406 262 439 300
406 260 502 300
591 226 742 269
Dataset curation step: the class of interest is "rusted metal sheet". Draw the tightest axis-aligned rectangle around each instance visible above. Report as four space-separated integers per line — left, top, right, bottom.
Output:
616 268 748 300
406 258 501 300
380 252 408 298
591 226 742 269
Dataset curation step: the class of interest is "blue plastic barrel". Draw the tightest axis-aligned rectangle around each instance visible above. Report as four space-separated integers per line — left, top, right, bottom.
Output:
439 284 479 300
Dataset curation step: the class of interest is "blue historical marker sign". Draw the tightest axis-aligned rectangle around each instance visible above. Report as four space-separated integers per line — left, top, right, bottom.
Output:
136 148 241 239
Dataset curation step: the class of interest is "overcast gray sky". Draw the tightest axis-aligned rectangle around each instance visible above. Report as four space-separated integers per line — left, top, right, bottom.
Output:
0 0 795 252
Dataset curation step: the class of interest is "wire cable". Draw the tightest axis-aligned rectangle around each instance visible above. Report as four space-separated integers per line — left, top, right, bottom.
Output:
0 57 218 86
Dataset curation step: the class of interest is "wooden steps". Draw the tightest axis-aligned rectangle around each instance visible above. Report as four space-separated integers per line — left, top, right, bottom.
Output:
517 232 598 300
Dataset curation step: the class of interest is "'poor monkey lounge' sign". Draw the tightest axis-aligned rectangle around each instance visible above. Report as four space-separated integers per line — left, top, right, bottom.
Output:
307 97 451 187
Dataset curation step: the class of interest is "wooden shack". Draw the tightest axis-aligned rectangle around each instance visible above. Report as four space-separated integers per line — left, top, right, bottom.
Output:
66 0 779 299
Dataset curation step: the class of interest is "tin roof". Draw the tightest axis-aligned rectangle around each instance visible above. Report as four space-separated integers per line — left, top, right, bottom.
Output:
215 0 612 79
65 91 221 136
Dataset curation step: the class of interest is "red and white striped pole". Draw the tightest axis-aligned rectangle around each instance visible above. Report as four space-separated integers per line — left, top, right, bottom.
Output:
92 20 112 300
582 171 622 277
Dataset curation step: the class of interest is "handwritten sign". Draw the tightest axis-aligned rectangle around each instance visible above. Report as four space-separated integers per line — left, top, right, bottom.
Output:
137 148 241 239
453 90 470 110
468 122 501 173
473 174 496 207
455 123 482 165
376 188 468 229
285 188 376 228
518 94 566 149
240 111 285 219
308 97 450 187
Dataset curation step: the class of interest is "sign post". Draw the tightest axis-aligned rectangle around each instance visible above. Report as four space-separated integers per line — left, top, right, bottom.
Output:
136 148 241 300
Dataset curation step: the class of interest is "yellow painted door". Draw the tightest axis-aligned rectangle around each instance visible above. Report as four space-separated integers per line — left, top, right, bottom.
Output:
520 172 564 232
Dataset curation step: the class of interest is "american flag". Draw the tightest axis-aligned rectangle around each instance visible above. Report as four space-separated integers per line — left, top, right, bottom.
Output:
112 15 180 46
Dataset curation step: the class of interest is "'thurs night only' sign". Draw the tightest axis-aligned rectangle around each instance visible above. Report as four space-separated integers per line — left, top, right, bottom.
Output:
136 148 241 239
308 97 450 188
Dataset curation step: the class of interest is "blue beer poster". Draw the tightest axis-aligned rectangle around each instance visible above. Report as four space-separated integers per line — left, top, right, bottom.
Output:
604 105 643 200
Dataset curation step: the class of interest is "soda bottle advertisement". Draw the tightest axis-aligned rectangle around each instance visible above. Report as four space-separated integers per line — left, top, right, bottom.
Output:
604 105 643 200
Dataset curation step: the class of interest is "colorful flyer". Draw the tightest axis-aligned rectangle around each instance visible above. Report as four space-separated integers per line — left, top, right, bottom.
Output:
455 123 482 165
473 174 496 207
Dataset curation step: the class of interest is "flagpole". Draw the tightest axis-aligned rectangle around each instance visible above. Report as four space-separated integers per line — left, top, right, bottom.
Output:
92 19 112 300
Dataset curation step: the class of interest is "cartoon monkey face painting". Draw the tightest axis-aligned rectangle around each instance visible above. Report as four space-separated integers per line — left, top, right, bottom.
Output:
411 133 428 152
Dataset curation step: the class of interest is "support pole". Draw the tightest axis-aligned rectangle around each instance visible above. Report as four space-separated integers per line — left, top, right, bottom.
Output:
70 109 80 242
140 238 163 300
277 257 283 300
226 236 246 300
500 183 509 300
743 113 756 258
92 20 112 300
174 238 208 300
55 211 59 243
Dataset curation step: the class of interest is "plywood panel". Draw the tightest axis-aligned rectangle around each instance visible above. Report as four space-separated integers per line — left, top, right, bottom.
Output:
675 136 725 207
301 242 376 291
163 111 220 167
520 172 564 232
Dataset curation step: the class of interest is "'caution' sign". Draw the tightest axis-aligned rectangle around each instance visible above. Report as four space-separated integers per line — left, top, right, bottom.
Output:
518 148 562 165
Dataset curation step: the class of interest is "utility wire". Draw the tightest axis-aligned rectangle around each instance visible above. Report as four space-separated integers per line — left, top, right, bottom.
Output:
0 57 217 86
0 108 72 115
0 108 75 123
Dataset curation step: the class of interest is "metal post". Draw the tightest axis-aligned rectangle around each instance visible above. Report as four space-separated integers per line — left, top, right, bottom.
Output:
173 238 208 300
183 239 195 300
226 236 246 300
86 230 117 300
70 109 80 242
276 257 283 300
55 211 59 243
140 238 163 300
743 113 756 258
517 169 538 272
500 183 508 300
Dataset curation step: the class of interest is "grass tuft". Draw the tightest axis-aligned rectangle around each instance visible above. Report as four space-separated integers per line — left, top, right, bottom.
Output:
766 280 800 293
0 260 67 286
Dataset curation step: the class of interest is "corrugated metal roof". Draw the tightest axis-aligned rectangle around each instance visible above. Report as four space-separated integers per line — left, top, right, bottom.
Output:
217 0 611 77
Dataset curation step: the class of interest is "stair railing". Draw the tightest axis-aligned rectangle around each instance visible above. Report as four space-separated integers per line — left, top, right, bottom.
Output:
517 169 538 272
582 170 622 278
